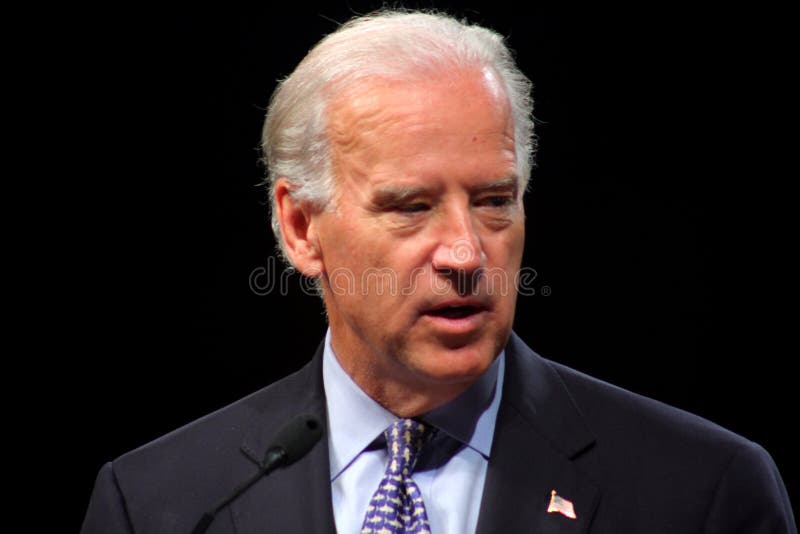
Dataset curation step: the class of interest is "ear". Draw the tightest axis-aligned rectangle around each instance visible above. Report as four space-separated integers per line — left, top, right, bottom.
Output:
274 178 324 277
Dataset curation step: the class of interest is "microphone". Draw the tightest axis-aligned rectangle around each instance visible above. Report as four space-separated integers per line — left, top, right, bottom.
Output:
191 414 323 534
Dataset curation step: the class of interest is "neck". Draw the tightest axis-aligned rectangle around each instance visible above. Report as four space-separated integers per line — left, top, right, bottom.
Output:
327 331 479 417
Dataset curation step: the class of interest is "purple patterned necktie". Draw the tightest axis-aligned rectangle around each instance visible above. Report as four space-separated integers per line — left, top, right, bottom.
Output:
361 419 435 534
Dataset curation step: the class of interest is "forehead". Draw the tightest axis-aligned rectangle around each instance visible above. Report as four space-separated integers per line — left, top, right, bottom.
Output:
325 67 515 179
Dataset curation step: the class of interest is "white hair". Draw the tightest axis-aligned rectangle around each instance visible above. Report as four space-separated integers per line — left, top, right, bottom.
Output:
261 10 535 262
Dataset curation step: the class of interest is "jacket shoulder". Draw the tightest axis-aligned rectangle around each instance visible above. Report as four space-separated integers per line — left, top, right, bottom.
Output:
117 357 318 469
548 358 752 453
85 356 324 534
541 357 795 532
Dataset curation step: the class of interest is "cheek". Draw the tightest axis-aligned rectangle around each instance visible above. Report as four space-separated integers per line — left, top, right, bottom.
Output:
486 229 524 266
319 217 373 266
506 221 526 260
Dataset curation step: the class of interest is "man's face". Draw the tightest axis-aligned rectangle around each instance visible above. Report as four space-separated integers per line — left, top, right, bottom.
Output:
312 68 525 413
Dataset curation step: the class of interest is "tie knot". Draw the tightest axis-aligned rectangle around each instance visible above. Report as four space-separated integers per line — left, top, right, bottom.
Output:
384 419 433 477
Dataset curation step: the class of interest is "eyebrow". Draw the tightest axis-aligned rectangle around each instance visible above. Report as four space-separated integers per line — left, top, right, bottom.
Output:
369 176 519 209
469 176 518 196
369 185 432 208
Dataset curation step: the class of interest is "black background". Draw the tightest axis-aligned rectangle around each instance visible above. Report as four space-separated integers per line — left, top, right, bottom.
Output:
54 2 795 528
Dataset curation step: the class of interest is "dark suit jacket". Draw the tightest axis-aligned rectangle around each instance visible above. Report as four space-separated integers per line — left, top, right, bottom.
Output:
82 333 796 533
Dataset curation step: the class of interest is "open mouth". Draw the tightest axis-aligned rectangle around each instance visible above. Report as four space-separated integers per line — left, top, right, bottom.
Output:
425 305 483 319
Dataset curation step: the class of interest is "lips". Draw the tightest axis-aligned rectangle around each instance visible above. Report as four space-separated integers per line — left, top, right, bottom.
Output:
418 299 491 338
426 305 481 319
422 300 488 318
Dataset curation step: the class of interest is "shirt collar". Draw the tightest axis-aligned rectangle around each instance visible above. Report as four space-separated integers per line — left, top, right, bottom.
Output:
323 328 505 481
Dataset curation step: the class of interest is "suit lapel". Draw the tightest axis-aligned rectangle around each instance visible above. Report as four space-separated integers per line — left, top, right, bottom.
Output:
230 345 337 534
476 334 601 534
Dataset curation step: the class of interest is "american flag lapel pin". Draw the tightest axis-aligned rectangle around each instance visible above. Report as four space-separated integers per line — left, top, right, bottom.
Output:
547 490 577 519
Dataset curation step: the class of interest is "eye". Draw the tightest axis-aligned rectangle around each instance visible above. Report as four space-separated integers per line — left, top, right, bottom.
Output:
396 203 430 214
477 196 514 208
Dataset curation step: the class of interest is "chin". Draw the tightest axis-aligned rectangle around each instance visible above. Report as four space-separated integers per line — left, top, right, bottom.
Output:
411 337 503 385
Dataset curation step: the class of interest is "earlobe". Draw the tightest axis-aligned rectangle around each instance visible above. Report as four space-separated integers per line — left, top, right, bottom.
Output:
274 178 323 277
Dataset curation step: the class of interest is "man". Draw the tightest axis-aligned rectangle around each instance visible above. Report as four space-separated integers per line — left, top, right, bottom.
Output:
82 10 795 534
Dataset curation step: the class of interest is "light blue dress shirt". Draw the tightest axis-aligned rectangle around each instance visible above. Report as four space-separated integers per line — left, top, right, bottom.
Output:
323 329 505 534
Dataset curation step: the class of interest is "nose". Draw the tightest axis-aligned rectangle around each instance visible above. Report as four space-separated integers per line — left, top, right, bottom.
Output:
431 206 485 275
